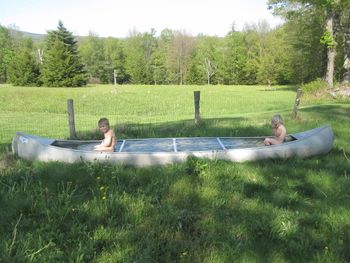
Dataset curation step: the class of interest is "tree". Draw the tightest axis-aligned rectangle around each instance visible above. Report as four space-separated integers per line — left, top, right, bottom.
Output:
187 35 220 84
282 8 325 84
104 37 127 84
221 31 248 84
338 4 350 84
167 31 196 85
199 36 219 85
79 32 109 83
40 21 87 87
124 29 157 84
151 29 173 84
0 25 13 83
255 24 294 85
7 38 40 86
268 0 350 88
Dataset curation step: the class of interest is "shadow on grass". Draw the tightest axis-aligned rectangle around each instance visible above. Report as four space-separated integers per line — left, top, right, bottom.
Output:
1 113 350 262
301 104 350 120
77 116 269 141
236 148 350 261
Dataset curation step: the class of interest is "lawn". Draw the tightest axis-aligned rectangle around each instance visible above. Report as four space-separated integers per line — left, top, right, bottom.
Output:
0 84 350 262
0 84 298 143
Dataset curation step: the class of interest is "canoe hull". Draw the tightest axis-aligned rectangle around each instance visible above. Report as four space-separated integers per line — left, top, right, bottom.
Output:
12 126 334 167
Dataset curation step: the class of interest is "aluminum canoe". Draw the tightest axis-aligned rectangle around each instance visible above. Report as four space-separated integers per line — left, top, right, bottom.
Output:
12 125 334 167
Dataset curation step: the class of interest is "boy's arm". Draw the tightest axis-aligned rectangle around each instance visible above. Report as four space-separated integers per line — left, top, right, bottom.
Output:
94 132 116 151
100 134 113 147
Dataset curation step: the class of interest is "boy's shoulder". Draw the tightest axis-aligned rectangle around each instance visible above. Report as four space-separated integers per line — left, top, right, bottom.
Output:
106 129 115 136
279 124 287 133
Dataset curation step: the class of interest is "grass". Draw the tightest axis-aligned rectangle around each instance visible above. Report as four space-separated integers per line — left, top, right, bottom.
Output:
0 84 350 262
0 84 298 143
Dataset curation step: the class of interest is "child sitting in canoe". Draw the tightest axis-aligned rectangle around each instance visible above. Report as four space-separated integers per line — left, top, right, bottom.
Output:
94 118 116 151
264 114 287 146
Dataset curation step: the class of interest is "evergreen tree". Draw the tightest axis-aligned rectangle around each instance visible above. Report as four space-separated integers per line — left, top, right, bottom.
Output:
41 21 87 87
0 25 13 83
7 38 40 86
222 31 248 84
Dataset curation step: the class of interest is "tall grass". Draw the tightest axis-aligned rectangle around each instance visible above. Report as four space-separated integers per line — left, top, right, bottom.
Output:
0 84 350 262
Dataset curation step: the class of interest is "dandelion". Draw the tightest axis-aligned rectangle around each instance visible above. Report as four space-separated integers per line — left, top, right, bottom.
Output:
100 186 105 191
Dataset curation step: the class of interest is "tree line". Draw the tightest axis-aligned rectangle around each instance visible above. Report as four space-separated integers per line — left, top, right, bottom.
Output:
0 0 349 88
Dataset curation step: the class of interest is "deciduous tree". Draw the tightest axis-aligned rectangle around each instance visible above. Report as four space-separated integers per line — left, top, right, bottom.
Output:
269 0 350 88
78 32 109 83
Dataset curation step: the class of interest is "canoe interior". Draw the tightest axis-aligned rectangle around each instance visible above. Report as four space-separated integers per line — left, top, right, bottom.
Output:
51 135 296 153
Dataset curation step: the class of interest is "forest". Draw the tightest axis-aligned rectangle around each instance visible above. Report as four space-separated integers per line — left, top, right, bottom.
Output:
0 0 349 88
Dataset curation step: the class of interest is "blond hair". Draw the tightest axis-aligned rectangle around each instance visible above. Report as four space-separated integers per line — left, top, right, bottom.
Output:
98 117 110 127
271 114 284 125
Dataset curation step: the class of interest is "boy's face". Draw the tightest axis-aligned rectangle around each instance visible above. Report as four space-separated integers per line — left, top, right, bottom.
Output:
99 124 109 133
272 122 279 129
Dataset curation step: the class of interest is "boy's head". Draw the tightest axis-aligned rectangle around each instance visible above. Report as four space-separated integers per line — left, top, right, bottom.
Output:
271 114 284 126
98 118 110 129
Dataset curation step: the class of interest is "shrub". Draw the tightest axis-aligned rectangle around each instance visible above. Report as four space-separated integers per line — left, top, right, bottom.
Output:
301 79 328 94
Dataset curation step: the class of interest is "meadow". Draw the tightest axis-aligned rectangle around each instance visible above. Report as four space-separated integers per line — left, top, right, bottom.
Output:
0 84 350 262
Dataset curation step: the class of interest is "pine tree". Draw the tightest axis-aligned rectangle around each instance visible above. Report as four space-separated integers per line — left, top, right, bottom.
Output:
40 21 87 87
7 38 40 86
0 26 13 83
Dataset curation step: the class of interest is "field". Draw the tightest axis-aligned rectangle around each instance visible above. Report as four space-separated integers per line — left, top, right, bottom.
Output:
1 84 350 262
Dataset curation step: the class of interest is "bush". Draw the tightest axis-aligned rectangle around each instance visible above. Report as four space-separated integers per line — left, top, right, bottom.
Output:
301 79 328 94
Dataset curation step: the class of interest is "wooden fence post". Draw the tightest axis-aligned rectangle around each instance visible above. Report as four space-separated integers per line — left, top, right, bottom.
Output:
292 88 302 118
67 99 77 139
113 69 117 86
194 91 201 124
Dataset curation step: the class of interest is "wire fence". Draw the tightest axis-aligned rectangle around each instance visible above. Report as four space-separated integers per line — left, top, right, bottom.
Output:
0 100 197 144
0 86 299 145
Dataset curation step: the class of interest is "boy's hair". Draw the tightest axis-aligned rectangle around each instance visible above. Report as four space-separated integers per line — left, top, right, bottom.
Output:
98 118 110 127
271 114 284 125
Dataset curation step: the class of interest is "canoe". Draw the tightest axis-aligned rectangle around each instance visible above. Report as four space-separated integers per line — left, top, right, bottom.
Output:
12 125 334 167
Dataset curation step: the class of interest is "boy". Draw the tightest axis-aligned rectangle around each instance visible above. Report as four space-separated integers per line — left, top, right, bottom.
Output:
264 114 287 146
94 118 116 152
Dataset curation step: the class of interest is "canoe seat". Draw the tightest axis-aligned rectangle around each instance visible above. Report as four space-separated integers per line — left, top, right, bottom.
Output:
284 135 296 142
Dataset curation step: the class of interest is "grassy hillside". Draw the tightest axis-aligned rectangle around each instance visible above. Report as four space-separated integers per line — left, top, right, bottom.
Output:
0 84 350 262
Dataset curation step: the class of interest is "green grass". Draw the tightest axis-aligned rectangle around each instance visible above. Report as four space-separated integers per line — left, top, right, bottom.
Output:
0 84 299 143
0 84 350 262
